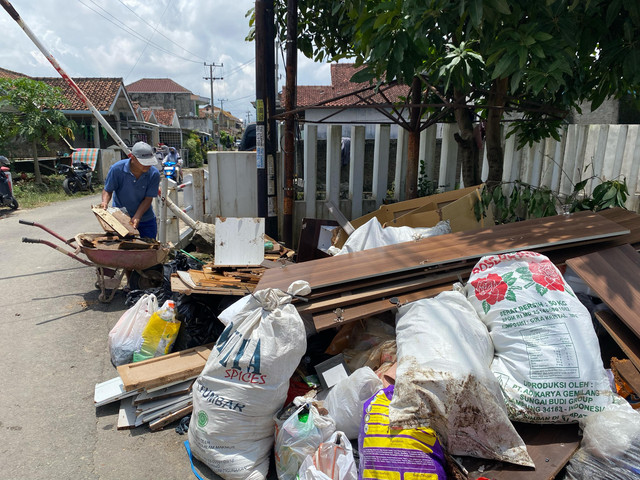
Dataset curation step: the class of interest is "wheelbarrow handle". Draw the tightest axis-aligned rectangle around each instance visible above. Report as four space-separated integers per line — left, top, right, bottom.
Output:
21 237 94 266
19 219 75 245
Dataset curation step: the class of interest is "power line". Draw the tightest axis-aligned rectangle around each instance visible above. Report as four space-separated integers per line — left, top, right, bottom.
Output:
75 0 203 65
124 1 171 81
115 0 207 63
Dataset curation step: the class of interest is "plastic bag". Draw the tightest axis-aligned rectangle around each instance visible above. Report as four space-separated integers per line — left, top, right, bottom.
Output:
564 400 640 479
298 431 357 480
108 293 158 366
133 299 181 362
324 367 382 440
389 291 533 466
275 403 324 480
189 281 309 480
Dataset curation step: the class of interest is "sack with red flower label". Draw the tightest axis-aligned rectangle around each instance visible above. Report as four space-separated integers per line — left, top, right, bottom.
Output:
465 251 616 423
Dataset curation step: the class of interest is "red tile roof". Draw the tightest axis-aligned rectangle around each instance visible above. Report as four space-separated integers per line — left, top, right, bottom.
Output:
0 67 29 80
126 78 191 93
33 77 124 111
296 63 409 108
140 108 155 122
154 109 176 126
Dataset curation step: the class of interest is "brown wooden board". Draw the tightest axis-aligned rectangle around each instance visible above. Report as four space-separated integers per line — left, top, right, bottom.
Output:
117 344 213 392
297 218 340 262
170 274 250 296
464 423 580 480
566 244 640 339
611 358 640 397
594 310 640 371
258 211 629 293
149 404 192 431
297 269 464 315
313 284 453 331
92 206 138 237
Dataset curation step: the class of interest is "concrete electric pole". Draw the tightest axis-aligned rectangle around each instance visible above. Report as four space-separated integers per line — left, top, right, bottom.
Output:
203 62 223 147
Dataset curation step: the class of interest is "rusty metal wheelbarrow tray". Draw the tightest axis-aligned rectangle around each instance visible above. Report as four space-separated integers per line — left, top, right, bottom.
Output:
75 233 169 270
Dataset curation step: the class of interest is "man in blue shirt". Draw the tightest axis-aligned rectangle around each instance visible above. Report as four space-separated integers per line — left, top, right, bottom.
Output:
100 141 160 239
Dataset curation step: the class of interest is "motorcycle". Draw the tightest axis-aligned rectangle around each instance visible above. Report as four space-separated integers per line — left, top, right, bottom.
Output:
162 159 180 183
0 156 18 210
57 160 94 194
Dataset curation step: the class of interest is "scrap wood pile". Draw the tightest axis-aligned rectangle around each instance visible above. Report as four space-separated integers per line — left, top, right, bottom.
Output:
93 185 640 480
170 235 294 295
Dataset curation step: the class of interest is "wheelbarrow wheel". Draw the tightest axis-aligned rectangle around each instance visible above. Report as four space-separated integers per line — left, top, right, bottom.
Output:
128 264 164 291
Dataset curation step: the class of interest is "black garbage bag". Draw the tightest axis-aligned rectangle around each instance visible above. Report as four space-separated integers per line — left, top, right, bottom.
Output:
173 293 226 351
125 251 204 307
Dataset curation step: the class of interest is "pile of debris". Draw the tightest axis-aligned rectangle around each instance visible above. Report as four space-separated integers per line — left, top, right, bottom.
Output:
93 186 640 480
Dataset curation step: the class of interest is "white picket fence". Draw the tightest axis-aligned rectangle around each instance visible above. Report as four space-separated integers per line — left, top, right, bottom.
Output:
159 123 640 247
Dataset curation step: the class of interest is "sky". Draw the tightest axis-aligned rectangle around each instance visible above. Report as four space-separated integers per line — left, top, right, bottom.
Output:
0 0 333 124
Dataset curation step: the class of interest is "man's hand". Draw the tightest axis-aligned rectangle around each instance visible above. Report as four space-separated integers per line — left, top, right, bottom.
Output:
99 202 108 209
130 216 141 229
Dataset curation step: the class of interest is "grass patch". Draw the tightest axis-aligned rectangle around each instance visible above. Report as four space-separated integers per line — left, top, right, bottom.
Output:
13 174 102 209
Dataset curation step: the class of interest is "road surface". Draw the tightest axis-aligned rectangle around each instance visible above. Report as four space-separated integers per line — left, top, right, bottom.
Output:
0 195 219 479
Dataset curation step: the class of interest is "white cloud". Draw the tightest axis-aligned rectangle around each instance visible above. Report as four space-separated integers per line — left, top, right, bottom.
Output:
0 0 333 122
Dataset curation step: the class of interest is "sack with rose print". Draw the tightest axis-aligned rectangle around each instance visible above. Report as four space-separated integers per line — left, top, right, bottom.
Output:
465 251 616 424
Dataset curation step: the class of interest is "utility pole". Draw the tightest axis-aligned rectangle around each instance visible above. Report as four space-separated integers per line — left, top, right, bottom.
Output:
255 0 278 238
246 111 252 125
218 99 228 149
283 0 298 246
203 62 223 147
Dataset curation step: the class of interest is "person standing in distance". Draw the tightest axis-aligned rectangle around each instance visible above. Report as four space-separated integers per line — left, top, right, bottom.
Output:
100 141 160 239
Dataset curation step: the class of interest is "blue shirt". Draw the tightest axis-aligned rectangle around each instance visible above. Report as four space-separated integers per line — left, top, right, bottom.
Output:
104 159 160 223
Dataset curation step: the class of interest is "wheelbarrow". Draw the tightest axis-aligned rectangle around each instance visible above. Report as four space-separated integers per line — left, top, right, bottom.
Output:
20 220 170 303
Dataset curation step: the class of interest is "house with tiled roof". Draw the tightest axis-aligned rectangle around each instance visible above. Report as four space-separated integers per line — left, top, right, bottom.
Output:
126 77 212 149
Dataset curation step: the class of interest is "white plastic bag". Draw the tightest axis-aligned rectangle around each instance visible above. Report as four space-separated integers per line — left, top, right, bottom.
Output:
389 291 533 466
275 403 324 480
298 431 358 480
332 218 451 255
108 293 158 366
189 281 309 480
324 367 382 440
465 251 616 423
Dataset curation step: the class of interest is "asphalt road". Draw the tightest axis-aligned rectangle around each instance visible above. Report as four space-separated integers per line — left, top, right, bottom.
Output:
0 194 218 479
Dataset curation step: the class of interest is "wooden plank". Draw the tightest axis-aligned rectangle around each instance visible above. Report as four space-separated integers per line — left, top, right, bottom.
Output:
465 423 580 480
566 244 640 339
297 269 464 315
170 274 248 296
595 310 640 371
92 206 137 237
133 379 194 406
117 344 213 392
149 404 193 431
611 357 640 397
259 211 628 293
313 284 452 331
117 397 138 430
139 398 192 424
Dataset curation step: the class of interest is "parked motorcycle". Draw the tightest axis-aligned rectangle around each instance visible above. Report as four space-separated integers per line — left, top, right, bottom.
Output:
57 160 94 194
0 156 18 210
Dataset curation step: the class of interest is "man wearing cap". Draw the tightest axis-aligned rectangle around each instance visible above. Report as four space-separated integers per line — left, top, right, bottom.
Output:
100 141 160 238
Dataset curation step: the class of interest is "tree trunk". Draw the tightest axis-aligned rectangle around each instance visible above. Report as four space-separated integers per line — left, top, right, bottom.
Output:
32 140 43 184
404 76 422 199
453 88 480 187
485 77 509 189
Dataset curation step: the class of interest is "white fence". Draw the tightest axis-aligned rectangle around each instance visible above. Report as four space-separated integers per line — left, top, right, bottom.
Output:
159 124 640 246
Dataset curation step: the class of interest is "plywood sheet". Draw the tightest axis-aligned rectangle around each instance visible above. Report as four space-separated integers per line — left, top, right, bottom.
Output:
465 423 580 479
259 211 628 293
117 344 213 392
566 244 640 339
214 217 265 266
595 310 640 371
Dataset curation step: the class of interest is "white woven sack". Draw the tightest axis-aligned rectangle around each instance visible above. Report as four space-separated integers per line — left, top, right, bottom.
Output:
188 281 309 480
389 291 533 466
465 251 616 423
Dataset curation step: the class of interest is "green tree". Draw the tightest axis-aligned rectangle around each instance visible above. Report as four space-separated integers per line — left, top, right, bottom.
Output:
274 0 640 196
0 78 75 184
